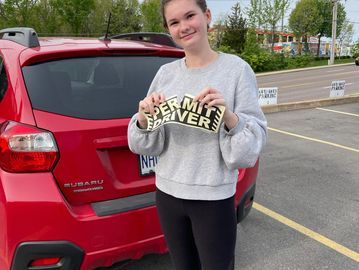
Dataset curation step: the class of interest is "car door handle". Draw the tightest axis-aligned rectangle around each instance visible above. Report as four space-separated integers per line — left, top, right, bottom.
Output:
93 136 128 149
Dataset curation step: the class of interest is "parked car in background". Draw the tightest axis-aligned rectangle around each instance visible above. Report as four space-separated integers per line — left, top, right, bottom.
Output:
355 56 359 66
0 27 258 270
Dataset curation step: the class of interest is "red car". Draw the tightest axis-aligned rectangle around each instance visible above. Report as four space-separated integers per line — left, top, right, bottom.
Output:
0 28 258 270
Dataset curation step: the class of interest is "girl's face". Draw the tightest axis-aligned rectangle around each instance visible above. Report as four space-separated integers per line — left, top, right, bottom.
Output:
164 0 211 51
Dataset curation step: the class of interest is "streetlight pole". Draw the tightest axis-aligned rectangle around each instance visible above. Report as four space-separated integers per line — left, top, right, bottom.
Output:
329 0 338 65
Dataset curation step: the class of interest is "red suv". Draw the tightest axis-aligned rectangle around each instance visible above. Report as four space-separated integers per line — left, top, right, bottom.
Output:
0 28 258 270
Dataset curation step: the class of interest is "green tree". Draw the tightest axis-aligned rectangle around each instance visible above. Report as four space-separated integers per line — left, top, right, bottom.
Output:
53 0 95 35
86 0 113 36
289 0 320 54
210 15 226 49
314 0 346 56
337 20 354 57
32 0 64 35
0 0 39 27
222 3 247 54
263 0 290 51
140 0 164 32
243 28 264 55
246 0 264 29
110 0 141 34
352 39 359 56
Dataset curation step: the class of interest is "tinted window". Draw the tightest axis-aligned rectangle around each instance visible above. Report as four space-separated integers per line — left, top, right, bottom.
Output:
22 56 178 119
0 58 8 102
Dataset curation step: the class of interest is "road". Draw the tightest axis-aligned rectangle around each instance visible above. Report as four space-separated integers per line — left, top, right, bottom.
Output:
256 64 359 103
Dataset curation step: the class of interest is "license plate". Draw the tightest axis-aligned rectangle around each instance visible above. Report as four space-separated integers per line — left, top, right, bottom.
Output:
139 155 158 176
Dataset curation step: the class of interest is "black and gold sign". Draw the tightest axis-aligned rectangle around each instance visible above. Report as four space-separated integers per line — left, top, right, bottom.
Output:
144 94 225 133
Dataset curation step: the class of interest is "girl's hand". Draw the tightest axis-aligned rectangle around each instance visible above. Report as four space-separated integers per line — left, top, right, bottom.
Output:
137 92 166 129
194 87 239 130
193 87 226 108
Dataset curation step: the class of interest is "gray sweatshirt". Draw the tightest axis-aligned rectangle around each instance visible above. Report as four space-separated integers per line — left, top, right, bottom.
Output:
127 52 267 200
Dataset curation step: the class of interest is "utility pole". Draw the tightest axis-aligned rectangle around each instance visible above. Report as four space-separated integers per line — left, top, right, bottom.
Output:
329 0 338 65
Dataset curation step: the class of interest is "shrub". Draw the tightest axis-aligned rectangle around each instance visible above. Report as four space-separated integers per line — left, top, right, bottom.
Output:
314 56 329 61
287 55 314 68
216 45 238 55
241 51 272 72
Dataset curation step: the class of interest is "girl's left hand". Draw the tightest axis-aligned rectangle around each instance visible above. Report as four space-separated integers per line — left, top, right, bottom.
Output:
194 87 239 130
193 87 226 108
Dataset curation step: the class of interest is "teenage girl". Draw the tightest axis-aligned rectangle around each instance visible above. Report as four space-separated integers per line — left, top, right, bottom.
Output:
128 0 267 269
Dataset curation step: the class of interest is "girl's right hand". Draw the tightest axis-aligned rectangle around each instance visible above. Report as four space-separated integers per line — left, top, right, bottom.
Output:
137 92 166 129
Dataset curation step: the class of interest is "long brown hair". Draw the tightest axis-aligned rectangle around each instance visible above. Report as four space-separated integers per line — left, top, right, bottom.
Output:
160 0 208 28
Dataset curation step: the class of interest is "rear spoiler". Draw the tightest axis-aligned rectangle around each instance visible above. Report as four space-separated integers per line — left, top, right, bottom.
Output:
0 27 40 48
101 32 181 49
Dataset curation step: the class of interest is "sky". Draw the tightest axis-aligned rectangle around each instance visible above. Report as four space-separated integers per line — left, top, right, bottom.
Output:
206 0 359 43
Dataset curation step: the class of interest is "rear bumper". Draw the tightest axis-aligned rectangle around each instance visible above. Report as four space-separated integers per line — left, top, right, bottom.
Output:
1 162 258 270
11 237 168 270
0 170 166 270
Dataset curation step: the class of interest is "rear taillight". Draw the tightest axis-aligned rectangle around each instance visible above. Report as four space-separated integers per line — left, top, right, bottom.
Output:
0 121 59 173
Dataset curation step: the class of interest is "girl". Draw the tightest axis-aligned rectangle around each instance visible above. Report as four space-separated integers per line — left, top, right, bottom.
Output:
127 0 267 269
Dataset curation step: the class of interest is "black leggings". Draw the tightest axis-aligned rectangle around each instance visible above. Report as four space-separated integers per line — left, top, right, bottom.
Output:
156 189 237 270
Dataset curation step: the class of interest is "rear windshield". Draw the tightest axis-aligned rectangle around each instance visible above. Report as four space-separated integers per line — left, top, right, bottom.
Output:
22 56 178 119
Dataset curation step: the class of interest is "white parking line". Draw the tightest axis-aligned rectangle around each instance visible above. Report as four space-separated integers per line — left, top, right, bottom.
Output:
316 107 359 117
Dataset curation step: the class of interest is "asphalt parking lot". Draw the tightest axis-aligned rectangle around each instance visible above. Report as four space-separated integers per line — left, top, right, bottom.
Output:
113 102 359 270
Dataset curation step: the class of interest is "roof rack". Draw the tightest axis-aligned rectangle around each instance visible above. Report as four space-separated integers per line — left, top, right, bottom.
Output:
0 27 40 48
108 32 181 48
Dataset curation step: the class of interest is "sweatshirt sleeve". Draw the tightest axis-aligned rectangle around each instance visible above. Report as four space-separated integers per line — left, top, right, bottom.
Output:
219 62 267 170
127 67 166 156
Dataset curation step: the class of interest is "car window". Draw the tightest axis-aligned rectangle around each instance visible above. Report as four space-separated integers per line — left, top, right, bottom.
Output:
0 58 9 102
22 56 178 119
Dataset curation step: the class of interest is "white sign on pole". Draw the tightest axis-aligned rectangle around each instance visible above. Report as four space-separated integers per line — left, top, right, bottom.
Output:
258 87 278 106
330 80 345 97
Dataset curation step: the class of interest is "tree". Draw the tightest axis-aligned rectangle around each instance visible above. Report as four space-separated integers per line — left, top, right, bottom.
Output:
314 0 346 56
86 0 113 36
246 0 264 29
222 3 247 54
53 0 95 35
352 39 359 56
279 0 290 32
0 0 39 27
289 0 321 54
262 0 290 51
32 0 64 35
110 0 141 34
210 15 227 49
337 20 354 57
140 0 164 32
243 28 264 55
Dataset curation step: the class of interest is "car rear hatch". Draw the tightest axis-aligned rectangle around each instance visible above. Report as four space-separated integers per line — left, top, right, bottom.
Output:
21 53 179 206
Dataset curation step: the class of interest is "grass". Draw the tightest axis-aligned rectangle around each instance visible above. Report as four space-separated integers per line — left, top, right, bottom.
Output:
307 57 355 67
255 56 356 74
